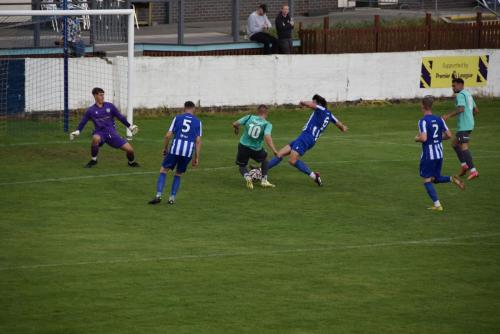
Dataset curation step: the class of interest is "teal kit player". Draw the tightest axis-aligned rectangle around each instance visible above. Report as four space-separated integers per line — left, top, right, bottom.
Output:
267 94 348 185
442 78 479 180
149 101 202 205
415 96 464 211
232 104 278 189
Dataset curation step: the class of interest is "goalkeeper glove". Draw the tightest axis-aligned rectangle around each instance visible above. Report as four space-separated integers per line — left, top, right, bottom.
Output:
70 130 80 141
129 125 139 135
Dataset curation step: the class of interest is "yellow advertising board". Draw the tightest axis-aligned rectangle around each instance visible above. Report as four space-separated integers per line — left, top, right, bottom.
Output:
420 55 489 88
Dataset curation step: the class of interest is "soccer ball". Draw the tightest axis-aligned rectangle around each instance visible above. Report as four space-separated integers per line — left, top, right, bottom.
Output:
248 168 262 182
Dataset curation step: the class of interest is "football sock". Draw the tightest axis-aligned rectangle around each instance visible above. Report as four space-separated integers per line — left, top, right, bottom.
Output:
434 176 451 184
239 166 249 177
126 151 135 163
294 160 312 175
171 175 181 196
261 159 269 177
462 149 475 169
91 144 99 159
453 146 465 164
309 172 316 180
156 172 166 198
268 157 282 169
424 182 439 203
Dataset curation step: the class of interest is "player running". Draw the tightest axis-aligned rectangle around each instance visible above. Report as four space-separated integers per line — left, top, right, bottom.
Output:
149 101 202 205
415 96 464 211
267 94 348 186
442 78 479 180
70 87 140 168
232 104 278 190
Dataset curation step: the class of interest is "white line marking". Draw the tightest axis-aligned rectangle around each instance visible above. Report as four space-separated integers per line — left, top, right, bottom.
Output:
1 232 499 271
1 155 499 186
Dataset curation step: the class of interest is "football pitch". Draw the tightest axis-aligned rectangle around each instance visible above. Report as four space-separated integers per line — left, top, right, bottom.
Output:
1 99 500 333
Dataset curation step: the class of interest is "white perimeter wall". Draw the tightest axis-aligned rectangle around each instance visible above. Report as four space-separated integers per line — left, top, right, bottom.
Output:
26 49 500 112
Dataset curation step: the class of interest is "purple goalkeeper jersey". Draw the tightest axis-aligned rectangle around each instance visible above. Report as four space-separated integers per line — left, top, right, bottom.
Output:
77 102 130 132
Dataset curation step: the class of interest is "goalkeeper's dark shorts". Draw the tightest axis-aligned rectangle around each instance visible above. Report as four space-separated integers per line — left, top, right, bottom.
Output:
235 143 267 167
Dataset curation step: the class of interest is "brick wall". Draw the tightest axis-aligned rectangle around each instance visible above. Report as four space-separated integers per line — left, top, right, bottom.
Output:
155 0 339 24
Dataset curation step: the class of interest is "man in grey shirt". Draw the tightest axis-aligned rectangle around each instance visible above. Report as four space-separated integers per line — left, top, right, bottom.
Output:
247 4 278 55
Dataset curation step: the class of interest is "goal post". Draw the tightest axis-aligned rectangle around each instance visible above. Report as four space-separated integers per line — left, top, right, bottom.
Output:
0 9 135 138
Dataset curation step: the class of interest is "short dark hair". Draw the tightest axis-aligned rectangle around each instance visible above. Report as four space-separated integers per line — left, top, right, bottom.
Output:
312 94 327 107
258 3 267 13
257 104 268 112
184 101 195 108
452 78 464 85
92 87 104 96
422 95 434 109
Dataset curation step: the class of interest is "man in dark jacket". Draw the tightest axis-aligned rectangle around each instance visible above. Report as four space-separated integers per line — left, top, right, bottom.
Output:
275 5 294 54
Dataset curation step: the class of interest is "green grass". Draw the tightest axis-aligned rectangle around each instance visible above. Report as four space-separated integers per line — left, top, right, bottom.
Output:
1 99 500 333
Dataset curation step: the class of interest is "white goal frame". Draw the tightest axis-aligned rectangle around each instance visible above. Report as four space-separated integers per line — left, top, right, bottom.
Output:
0 9 135 137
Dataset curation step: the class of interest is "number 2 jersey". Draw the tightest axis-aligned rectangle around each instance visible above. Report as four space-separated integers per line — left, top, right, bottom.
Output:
168 113 202 158
237 115 272 151
418 114 449 161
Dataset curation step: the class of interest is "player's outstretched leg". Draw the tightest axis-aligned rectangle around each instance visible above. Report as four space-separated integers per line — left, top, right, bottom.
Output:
268 145 291 170
149 169 167 205
168 174 182 204
260 159 275 188
85 135 102 168
434 175 465 191
121 143 140 167
289 150 322 186
423 179 443 211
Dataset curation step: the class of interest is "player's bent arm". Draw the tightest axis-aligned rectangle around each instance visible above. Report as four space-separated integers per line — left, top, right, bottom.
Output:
335 121 348 132
443 106 464 121
442 129 452 140
232 121 240 135
71 110 90 140
415 132 427 143
473 106 479 115
162 131 173 154
300 101 317 110
264 134 278 155
193 136 202 167
111 107 139 134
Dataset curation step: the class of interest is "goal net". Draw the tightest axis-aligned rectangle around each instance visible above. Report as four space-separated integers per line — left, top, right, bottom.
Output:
0 8 135 141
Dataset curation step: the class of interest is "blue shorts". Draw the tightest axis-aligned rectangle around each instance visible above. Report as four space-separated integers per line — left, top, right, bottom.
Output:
162 153 191 174
290 133 316 156
420 158 443 178
94 130 127 149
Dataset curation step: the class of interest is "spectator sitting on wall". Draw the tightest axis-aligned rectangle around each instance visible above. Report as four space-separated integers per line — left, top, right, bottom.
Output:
275 4 294 54
55 17 85 57
247 4 278 55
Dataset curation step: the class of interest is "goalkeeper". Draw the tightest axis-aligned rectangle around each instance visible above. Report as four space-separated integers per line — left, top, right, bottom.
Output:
70 87 140 168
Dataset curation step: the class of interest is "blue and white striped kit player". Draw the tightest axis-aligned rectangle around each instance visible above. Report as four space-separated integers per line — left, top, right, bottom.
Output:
293 105 339 155
149 101 202 205
268 95 348 186
415 96 464 212
418 114 448 178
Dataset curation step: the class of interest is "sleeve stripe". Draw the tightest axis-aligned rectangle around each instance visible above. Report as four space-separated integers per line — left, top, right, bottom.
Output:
419 120 427 133
168 117 176 132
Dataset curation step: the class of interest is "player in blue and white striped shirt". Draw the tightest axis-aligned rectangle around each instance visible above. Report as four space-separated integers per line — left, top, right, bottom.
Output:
149 101 202 205
415 96 464 211
268 94 348 186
